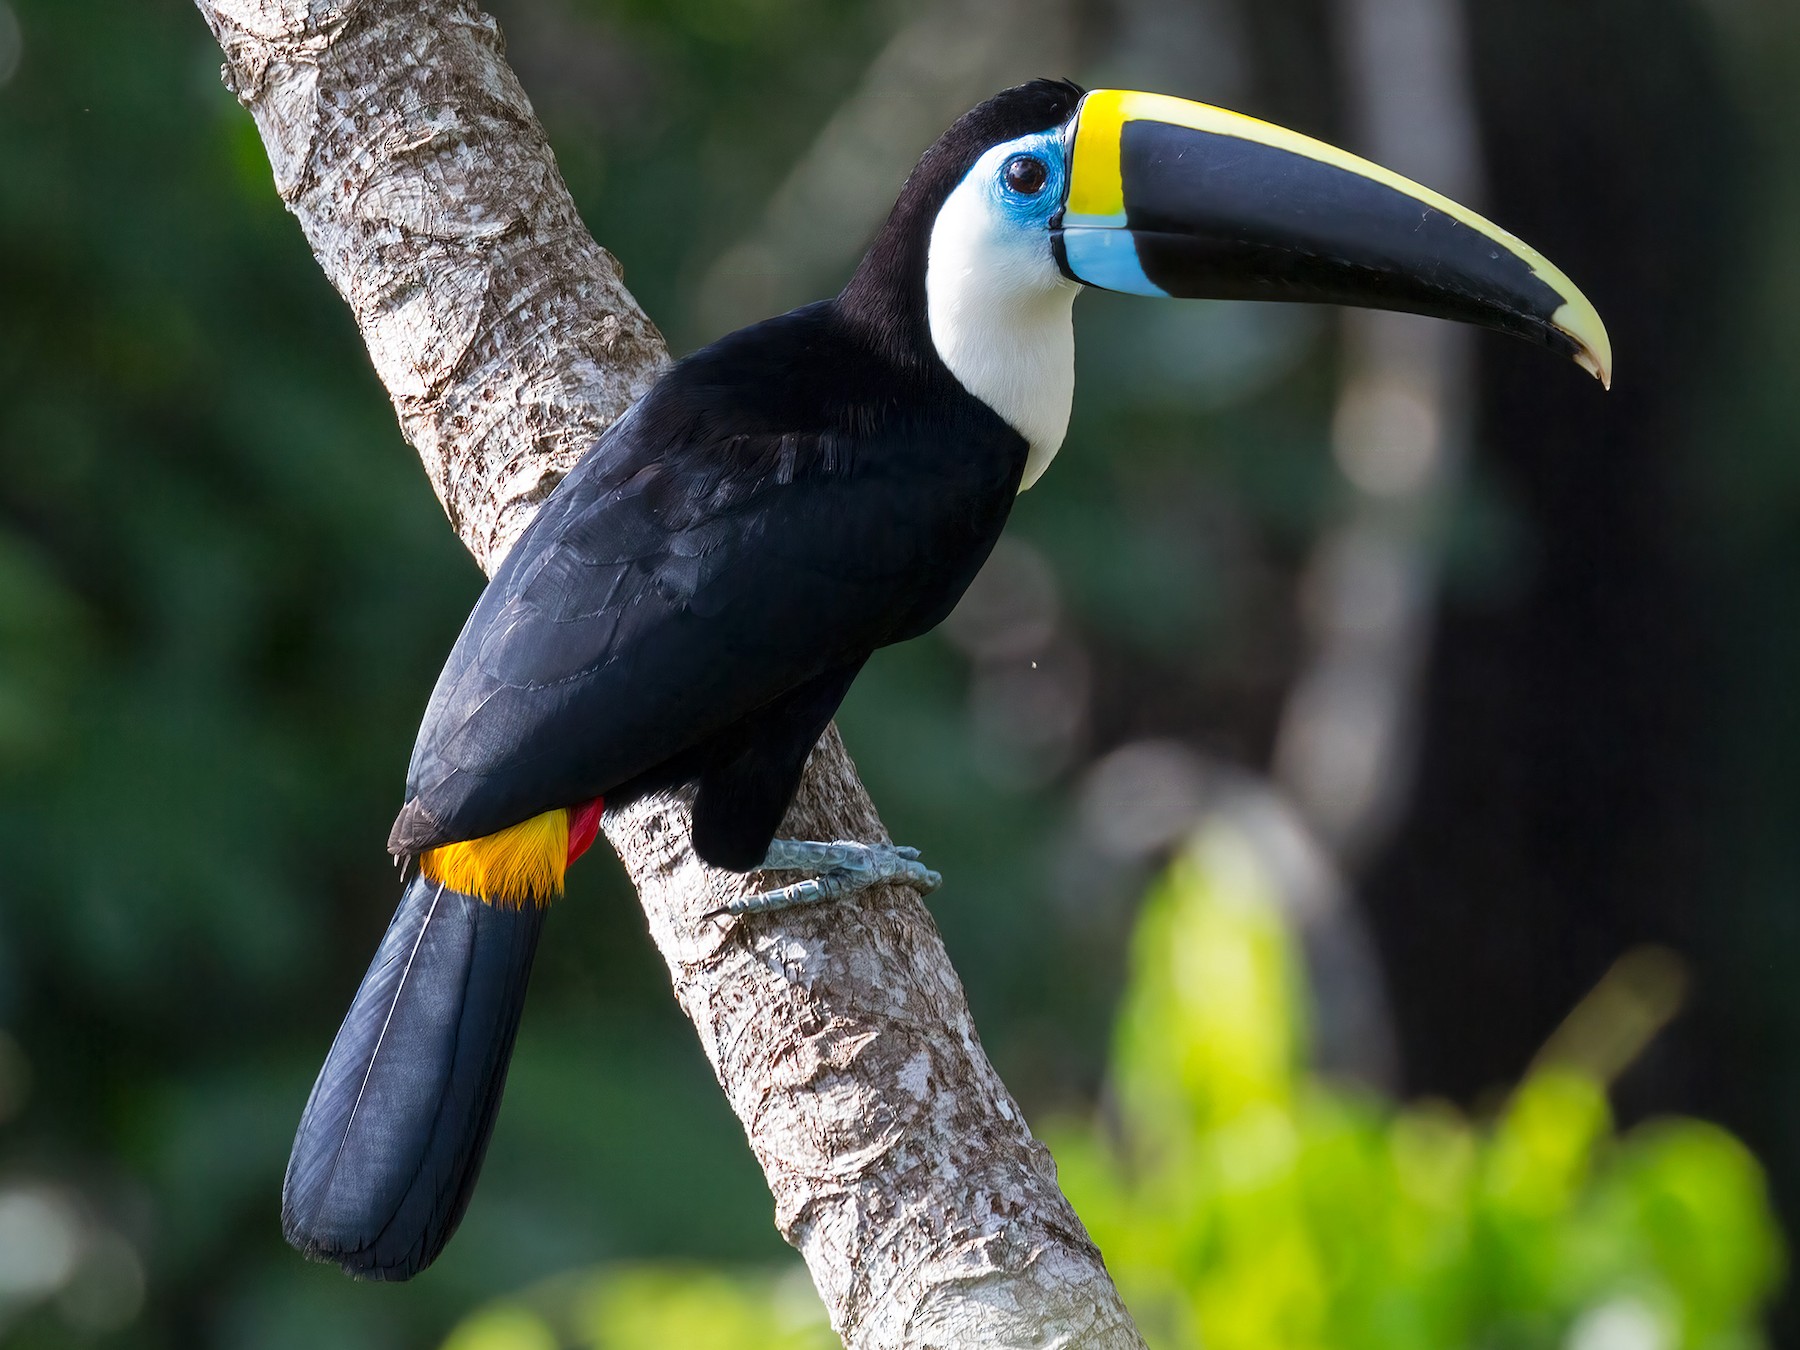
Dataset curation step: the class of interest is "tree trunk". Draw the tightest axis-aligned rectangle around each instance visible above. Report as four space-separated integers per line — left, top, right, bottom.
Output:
190 2 1145 1345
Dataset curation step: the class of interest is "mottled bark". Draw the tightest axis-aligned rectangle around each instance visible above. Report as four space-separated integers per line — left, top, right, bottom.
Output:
191 1 1144 1344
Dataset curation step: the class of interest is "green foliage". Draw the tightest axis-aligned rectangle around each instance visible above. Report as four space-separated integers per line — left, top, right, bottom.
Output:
1049 827 1785 1350
442 1268 835 1350
452 831 1783 1349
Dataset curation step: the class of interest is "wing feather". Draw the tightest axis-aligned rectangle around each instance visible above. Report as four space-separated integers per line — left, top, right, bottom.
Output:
390 306 1024 853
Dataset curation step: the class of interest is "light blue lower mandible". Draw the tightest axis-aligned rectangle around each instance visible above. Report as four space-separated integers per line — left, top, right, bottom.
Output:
1059 225 1170 298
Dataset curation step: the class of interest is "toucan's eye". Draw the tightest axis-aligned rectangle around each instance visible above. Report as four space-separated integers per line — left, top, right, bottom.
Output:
1003 154 1049 196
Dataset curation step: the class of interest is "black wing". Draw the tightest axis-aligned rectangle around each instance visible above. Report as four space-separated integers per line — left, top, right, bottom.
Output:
390 309 1023 852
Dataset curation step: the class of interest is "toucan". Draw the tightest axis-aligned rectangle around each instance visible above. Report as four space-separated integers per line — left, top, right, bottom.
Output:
281 79 1610 1280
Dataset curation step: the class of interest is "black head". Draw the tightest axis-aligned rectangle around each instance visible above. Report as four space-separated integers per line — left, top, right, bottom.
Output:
839 79 1084 362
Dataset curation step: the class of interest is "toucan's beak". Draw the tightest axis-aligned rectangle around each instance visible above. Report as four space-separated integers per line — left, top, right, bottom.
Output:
1053 90 1612 388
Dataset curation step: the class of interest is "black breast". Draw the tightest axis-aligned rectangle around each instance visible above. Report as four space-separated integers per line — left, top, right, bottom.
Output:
388 301 1029 854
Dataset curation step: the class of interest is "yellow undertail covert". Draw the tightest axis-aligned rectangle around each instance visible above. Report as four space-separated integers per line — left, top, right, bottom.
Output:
420 809 570 907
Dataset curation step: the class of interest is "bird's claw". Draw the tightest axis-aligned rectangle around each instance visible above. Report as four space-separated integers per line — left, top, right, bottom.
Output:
706 838 942 919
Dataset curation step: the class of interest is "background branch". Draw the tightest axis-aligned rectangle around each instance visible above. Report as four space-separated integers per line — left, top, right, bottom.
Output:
191 0 1144 1344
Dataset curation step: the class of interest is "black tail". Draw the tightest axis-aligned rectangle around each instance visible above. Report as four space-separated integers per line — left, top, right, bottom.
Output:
281 874 545 1280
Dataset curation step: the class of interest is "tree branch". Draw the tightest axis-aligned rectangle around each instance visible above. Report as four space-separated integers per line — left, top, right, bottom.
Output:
193 1 1145 1343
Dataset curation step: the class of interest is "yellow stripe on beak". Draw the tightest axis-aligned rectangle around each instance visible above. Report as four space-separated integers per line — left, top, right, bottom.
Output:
1062 89 1613 386
1065 88 1129 222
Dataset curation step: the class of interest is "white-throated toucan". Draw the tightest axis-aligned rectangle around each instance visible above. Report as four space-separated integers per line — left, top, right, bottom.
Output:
282 79 1610 1280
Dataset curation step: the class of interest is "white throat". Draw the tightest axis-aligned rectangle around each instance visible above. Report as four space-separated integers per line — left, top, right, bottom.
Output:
925 166 1079 492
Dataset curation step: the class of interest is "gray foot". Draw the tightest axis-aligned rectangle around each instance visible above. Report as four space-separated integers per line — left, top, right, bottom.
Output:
709 839 943 919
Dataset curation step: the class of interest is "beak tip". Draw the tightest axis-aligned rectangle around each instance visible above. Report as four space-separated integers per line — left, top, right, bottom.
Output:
1574 346 1613 391
1551 298 1612 392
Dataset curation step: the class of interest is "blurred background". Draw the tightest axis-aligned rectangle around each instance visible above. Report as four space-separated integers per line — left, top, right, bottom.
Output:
1 0 1797 1345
